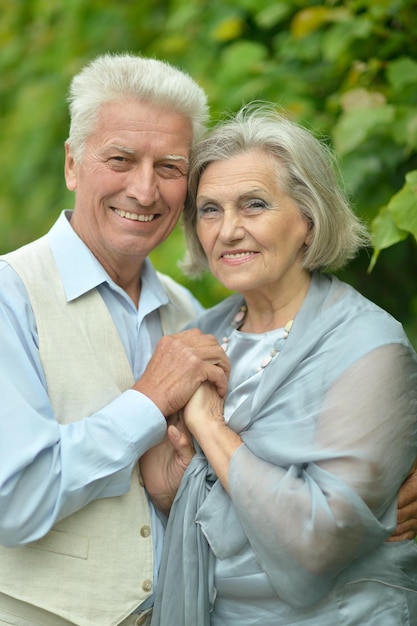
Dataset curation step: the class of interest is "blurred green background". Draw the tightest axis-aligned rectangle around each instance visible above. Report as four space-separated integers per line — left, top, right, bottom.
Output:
1 0 416 344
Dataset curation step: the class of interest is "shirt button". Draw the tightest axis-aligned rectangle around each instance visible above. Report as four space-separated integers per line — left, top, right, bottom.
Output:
142 579 153 593
135 614 148 625
140 524 151 538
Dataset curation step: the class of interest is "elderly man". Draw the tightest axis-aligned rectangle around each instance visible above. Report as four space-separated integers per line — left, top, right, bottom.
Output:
0 53 229 626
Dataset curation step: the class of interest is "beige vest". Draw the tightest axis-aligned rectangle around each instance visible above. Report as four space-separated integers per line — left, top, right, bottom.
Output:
0 235 197 626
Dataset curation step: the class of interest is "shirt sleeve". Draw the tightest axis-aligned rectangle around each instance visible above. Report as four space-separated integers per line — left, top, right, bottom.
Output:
0 264 166 546
228 342 417 607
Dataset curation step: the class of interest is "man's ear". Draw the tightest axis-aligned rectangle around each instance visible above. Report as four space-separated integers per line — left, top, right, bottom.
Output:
64 141 77 191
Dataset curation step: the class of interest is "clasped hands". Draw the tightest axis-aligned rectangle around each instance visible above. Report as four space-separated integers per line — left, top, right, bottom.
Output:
137 329 228 515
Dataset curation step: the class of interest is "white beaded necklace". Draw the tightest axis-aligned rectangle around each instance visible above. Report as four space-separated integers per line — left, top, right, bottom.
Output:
221 304 294 372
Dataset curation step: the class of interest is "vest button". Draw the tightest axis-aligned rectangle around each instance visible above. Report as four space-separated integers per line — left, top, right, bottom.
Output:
140 524 151 538
142 578 153 593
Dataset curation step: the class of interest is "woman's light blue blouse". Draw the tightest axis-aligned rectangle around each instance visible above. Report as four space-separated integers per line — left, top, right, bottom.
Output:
152 272 417 626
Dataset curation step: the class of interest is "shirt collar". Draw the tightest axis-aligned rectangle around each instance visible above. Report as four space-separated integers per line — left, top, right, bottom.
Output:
47 210 169 306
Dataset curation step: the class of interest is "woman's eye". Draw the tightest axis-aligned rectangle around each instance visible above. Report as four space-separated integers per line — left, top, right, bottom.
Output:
245 199 268 212
198 204 220 217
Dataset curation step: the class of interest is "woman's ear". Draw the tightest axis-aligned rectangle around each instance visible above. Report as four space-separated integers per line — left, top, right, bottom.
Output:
304 218 314 246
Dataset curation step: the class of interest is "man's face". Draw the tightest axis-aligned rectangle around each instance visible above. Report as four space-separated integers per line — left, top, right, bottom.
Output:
65 98 193 282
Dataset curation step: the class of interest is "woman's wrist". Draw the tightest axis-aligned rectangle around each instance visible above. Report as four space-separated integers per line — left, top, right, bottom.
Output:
194 420 243 493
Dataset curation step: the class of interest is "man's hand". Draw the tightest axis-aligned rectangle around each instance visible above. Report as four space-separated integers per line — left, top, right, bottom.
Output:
139 413 195 516
133 329 230 416
388 462 417 542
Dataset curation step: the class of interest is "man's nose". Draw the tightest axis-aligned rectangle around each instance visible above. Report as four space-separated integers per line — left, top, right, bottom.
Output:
126 163 159 206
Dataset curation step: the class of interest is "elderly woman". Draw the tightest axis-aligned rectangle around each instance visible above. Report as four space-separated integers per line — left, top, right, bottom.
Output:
148 105 417 625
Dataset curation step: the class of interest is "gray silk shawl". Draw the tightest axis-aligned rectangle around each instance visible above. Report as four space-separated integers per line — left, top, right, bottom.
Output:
151 272 417 625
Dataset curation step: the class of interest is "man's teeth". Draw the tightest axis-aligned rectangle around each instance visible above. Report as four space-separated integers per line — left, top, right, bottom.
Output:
115 209 155 222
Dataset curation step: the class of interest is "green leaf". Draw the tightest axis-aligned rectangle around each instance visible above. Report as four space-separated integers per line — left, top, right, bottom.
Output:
371 205 408 251
391 107 417 149
387 57 417 93
388 171 417 240
322 18 372 61
217 40 267 78
370 170 417 270
211 16 245 42
333 105 396 155
255 2 292 28
290 7 333 39
405 170 417 188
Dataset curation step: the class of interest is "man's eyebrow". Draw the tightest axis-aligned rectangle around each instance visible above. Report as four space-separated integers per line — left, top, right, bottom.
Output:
106 145 189 166
163 154 189 166
107 144 136 155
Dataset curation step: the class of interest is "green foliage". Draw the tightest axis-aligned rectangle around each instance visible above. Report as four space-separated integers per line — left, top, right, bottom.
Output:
1 0 416 343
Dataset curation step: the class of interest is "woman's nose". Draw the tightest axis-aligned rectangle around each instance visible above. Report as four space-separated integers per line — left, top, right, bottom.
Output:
218 210 245 241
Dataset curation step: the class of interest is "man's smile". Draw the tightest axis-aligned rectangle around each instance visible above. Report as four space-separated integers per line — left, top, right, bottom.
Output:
113 208 156 222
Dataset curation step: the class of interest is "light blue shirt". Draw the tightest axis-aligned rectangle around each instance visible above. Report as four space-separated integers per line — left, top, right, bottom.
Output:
0 210 202 610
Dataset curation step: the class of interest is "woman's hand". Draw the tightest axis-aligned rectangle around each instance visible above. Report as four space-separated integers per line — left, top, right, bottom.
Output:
139 413 195 516
183 380 225 436
183 382 242 493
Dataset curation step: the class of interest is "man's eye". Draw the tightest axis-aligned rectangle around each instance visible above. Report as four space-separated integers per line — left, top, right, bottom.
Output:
106 156 130 167
159 163 186 179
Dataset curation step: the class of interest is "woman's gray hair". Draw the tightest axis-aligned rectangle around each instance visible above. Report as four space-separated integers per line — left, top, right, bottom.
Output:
181 103 370 275
67 53 209 162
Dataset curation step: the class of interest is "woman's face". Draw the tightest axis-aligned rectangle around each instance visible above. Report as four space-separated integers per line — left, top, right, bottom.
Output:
196 150 311 300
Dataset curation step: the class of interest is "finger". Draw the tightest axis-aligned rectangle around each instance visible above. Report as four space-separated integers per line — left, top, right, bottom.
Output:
186 343 230 377
167 424 180 445
398 468 417 507
170 329 220 351
204 355 231 375
387 530 416 542
398 487 416 509
167 424 193 452
390 517 417 537
170 332 231 375
396 503 417 524
167 425 195 465
203 364 229 397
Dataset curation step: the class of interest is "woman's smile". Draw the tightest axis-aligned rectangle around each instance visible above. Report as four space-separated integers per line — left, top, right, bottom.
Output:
196 150 310 301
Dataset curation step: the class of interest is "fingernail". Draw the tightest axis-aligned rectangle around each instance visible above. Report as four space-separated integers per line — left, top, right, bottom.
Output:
170 425 180 439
